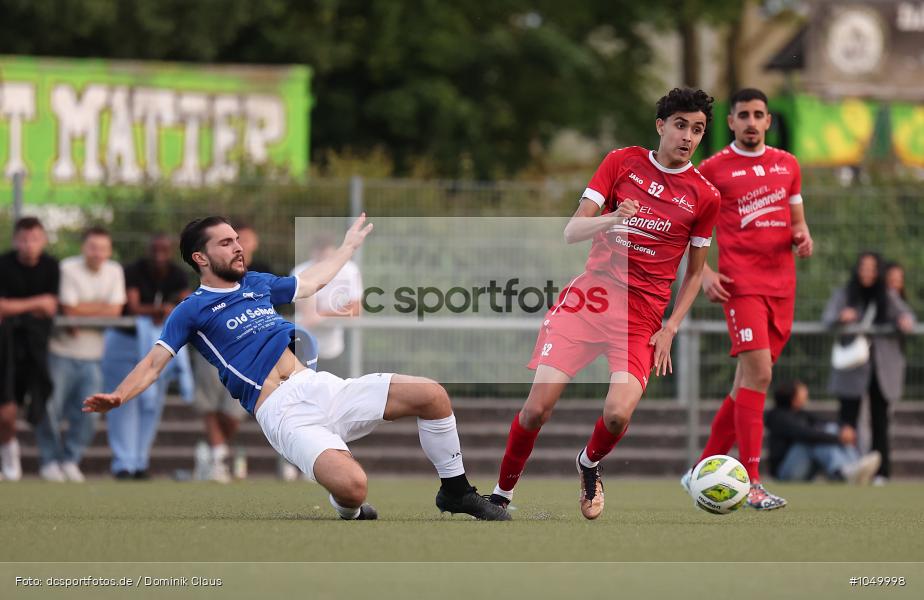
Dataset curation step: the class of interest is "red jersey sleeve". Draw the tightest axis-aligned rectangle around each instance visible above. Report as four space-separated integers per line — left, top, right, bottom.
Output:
582 149 626 208
697 157 716 185
690 186 720 248
788 155 803 205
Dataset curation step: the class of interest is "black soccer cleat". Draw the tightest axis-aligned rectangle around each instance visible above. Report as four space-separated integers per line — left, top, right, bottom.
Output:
436 487 512 521
342 503 379 520
486 493 511 510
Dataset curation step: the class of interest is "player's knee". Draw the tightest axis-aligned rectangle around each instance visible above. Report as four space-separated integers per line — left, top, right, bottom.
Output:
336 472 368 507
519 406 551 430
411 380 451 419
745 364 773 390
602 407 631 435
426 382 452 414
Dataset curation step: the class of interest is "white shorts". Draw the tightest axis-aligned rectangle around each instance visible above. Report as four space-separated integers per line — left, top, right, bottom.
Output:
255 369 394 481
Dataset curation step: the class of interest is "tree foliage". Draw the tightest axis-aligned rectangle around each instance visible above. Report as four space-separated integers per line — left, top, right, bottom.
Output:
0 0 732 177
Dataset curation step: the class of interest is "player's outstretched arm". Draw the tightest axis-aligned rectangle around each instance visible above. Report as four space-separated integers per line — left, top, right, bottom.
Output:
563 199 639 243
295 213 373 300
649 245 710 376
82 344 173 413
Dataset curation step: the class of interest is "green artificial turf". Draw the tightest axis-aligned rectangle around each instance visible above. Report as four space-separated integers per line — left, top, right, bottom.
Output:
1 478 921 599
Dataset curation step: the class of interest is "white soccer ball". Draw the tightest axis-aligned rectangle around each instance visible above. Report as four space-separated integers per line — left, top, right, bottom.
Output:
688 455 750 515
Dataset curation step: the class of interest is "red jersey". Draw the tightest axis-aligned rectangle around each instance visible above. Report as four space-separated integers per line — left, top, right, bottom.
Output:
581 146 720 315
698 143 802 297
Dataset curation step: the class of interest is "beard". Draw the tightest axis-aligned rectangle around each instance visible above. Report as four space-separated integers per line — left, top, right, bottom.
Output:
738 135 761 149
211 257 246 282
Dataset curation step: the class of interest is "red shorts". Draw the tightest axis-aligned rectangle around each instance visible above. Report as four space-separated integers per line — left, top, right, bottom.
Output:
723 294 795 363
526 271 662 389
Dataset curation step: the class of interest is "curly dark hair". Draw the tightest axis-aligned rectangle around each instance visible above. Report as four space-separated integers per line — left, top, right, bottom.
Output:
655 88 714 127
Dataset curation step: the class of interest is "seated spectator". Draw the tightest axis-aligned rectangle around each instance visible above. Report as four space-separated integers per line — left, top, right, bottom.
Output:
0 217 59 482
102 233 190 480
765 380 880 484
37 226 126 482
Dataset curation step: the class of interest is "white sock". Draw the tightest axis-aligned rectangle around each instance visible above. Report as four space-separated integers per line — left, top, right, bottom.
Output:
417 414 465 478
329 493 360 520
211 444 229 465
492 485 513 501
579 447 599 469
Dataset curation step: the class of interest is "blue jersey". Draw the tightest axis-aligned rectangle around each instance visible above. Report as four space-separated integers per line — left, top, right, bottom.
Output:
157 271 299 415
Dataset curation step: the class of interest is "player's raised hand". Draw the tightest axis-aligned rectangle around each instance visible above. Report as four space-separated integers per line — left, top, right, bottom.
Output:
342 213 374 251
792 228 813 258
702 269 733 303
648 327 675 377
83 393 124 414
613 199 640 221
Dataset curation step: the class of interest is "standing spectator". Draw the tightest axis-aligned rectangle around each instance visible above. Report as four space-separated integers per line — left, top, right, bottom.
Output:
37 226 126 482
0 217 59 482
765 380 880 484
235 221 274 274
102 233 190 480
823 252 916 485
191 221 268 482
291 234 363 375
883 262 908 300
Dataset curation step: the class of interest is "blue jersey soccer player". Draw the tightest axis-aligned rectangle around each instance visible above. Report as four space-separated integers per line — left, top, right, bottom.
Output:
84 215 508 521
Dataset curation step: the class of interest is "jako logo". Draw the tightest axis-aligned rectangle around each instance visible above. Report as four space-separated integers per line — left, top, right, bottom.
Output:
629 172 645 186
731 169 746 177
211 302 227 312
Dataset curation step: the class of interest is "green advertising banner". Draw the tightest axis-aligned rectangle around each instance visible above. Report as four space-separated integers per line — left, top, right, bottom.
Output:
891 102 924 167
0 55 310 204
789 95 877 167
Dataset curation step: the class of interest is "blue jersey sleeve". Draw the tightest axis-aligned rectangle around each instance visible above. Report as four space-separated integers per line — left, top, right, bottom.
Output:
156 299 195 356
248 271 298 305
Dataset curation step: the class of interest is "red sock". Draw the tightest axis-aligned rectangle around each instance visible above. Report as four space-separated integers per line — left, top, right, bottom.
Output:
734 387 766 483
496 415 541 492
699 394 737 461
584 417 627 463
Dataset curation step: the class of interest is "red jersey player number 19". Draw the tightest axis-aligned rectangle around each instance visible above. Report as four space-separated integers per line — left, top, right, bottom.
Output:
688 88 814 512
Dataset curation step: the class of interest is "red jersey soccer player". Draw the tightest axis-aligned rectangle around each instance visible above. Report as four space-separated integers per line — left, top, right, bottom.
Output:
489 89 721 519
683 88 813 510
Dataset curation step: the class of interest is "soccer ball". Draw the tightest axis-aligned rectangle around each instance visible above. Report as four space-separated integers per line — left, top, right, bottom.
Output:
688 455 750 515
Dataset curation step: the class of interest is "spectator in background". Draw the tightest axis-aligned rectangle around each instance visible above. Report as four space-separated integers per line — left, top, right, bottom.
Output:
102 233 190 480
291 234 363 375
765 380 881 484
883 262 908 301
823 252 916 485
37 226 126 482
190 221 269 482
235 221 274 275
0 217 59 482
